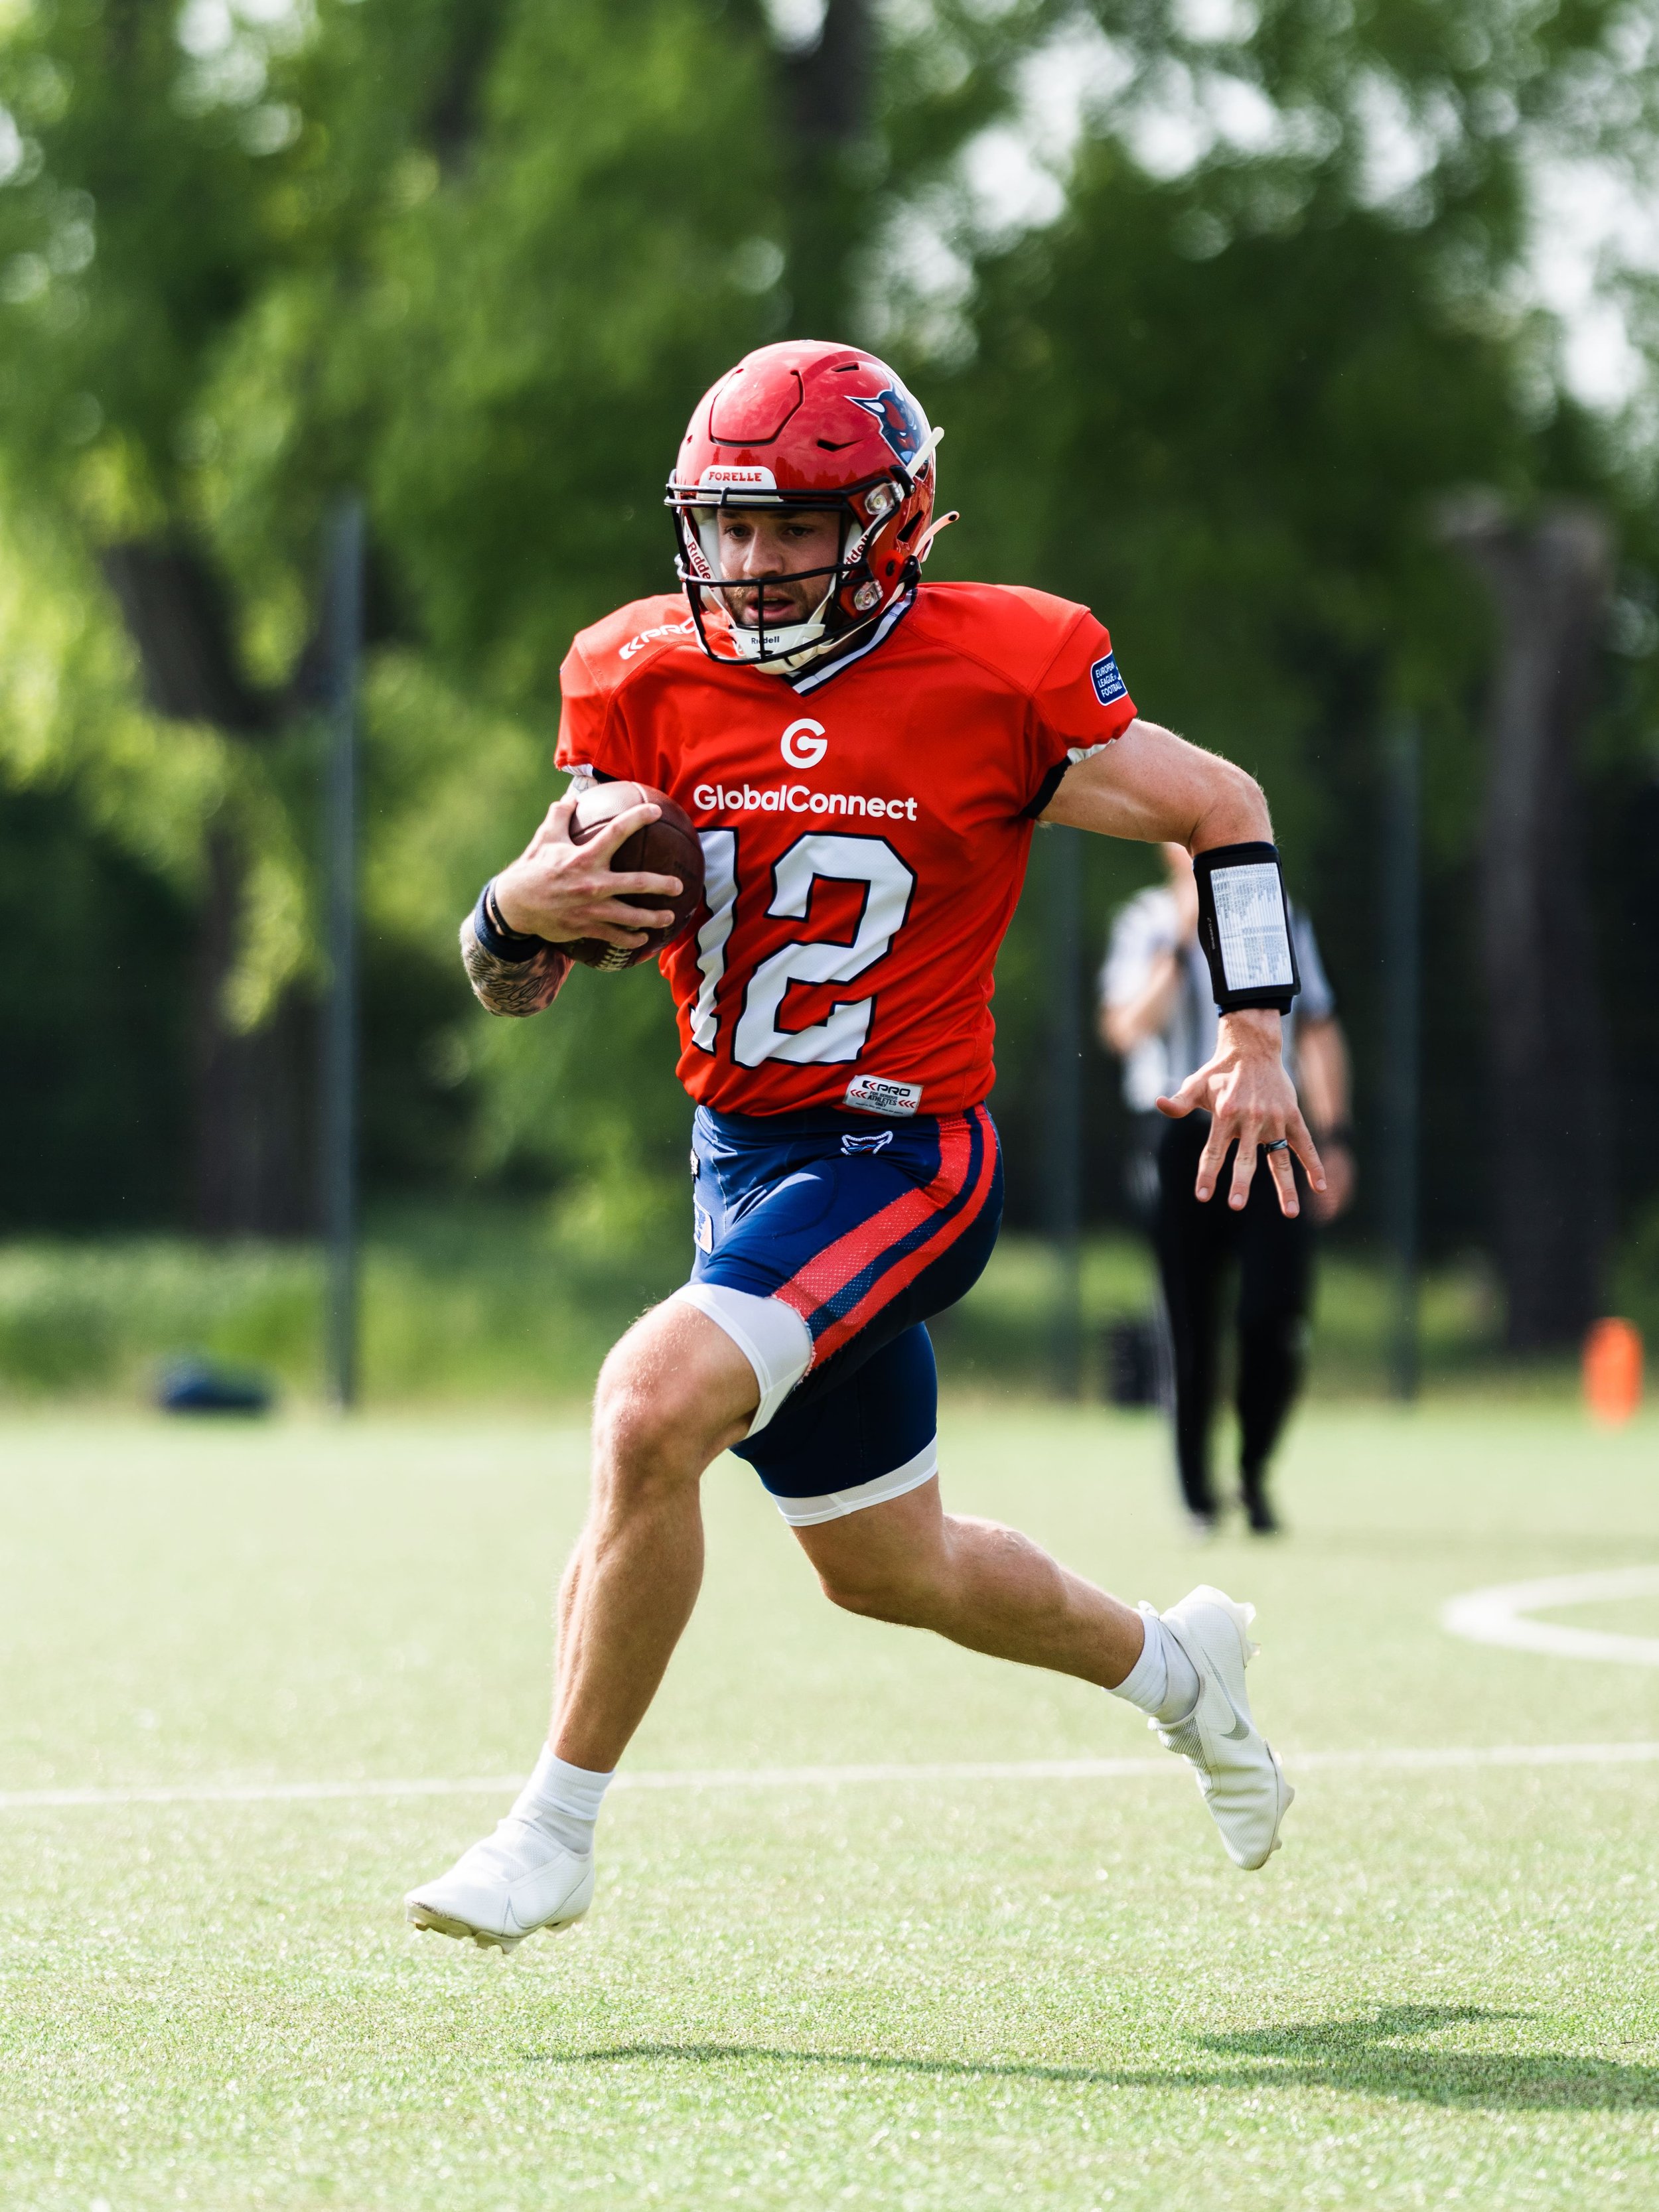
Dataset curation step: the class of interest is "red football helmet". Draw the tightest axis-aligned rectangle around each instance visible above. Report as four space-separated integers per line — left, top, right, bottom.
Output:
666 339 952 675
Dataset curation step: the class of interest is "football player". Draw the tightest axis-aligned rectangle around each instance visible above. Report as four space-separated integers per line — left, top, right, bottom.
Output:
406 340 1323 1953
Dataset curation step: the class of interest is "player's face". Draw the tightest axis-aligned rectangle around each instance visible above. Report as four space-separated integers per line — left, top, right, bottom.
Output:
714 508 842 628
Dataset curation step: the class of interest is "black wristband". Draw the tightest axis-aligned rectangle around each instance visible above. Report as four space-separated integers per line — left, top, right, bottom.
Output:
472 880 547 965
1193 841 1301 1016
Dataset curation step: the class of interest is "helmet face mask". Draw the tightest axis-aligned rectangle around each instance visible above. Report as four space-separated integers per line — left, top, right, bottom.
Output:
677 476 908 669
684 495 847 665
667 342 944 676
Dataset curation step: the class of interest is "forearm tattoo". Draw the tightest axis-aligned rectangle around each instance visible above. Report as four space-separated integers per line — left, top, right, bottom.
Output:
459 912 572 1018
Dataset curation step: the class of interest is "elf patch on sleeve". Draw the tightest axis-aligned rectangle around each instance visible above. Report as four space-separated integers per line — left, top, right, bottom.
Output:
1090 653 1127 707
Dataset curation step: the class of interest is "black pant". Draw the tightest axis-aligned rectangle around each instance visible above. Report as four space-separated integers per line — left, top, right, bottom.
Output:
1151 1112 1313 1517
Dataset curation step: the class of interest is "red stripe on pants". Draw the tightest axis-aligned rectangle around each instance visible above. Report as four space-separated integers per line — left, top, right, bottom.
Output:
775 1107 993 1369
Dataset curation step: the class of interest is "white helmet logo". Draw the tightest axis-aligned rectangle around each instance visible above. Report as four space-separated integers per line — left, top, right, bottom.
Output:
780 717 828 769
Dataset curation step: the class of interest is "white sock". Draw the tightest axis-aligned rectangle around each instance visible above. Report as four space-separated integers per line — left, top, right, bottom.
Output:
1108 1603 1200 1724
506 1746 613 1858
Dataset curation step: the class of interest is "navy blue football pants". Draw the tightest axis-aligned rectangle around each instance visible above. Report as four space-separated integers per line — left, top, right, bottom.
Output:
685 1103 1002 1521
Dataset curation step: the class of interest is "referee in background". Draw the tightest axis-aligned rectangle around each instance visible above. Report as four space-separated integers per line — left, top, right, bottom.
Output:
1101 843 1354 1535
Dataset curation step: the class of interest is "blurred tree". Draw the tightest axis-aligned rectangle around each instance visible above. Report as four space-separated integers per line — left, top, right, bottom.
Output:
1445 500 1614 1347
0 782 195 1227
778 0 873 334
914 0 1659 1283
0 0 336 1229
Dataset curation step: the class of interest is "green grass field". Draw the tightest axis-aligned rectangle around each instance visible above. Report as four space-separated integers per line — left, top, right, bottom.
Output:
3 1401 1658 2209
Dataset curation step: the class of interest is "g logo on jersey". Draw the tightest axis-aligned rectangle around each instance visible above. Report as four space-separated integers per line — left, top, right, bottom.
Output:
780 717 828 769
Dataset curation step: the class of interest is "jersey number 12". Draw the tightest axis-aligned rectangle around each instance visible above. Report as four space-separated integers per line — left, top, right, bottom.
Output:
689 830 916 1067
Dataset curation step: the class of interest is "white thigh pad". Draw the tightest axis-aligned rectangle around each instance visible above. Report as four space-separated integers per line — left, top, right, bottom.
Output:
672 1283 812 1436
770 1436 939 1527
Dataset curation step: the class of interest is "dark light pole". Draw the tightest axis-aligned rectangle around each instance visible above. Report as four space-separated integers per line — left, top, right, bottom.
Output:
1045 823 1084 1397
320 496 365 1411
1380 714 1420 1402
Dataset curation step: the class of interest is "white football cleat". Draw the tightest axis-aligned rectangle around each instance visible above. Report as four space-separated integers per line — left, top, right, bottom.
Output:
405 1819 595 1954
1153 1584 1293 1871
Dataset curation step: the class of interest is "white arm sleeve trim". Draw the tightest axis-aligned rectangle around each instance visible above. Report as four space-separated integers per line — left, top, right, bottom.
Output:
768 1436 939 1527
672 1282 812 1436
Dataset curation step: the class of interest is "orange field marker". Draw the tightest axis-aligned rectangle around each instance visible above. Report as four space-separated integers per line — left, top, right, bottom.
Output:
1583 1317 1644 1426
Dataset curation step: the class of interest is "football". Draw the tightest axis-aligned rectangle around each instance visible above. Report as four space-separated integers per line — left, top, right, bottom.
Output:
563 781 705 971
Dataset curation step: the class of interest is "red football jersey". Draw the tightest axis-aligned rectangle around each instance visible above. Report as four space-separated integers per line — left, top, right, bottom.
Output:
554 581 1137 1117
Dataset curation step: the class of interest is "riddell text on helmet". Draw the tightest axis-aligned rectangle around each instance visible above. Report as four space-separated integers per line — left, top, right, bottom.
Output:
693 781 919 822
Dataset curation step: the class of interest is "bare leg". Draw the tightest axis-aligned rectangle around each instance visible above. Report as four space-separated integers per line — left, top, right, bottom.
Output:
550 1300 758 1771
794 1477 1146 1687
405 1301 763 1947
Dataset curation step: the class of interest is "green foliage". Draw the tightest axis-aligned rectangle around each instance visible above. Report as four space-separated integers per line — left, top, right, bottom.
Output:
0 486 226 884
197 0 787 701
0 1209 1510 1405
0 1215 662 1404
0 482 318 1085
0 0 289 523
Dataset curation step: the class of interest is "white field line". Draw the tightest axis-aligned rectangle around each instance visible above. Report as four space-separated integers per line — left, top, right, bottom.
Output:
5 1740 1659 1813
1441 1566 1659 1665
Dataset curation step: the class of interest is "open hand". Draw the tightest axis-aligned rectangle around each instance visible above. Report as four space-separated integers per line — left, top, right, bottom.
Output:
491 792 684 954
1157 1009 1326 1217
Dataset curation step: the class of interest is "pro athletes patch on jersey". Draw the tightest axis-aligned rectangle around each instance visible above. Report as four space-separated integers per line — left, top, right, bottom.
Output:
844 1073 922 1117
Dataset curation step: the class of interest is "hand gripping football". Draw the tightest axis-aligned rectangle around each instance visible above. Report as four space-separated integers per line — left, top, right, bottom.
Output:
563 782 705 971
